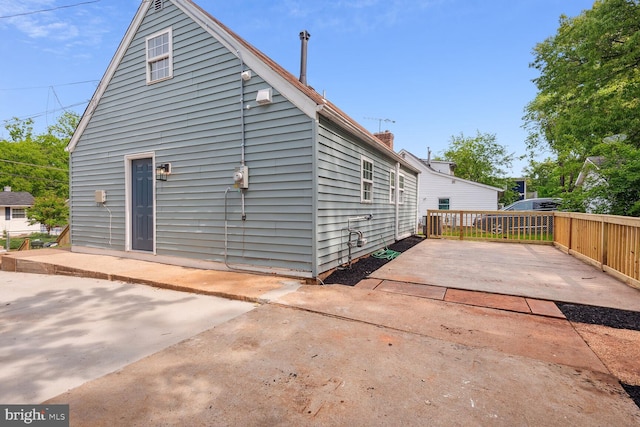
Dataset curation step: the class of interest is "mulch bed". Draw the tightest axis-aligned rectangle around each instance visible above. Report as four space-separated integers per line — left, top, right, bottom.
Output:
323 235 424 286
324 235 640 407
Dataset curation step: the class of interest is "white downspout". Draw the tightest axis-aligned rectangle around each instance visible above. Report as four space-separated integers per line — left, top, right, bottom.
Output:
395 162 400 240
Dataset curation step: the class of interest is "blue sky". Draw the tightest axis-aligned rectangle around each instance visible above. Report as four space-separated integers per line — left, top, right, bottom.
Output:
1 0 595 174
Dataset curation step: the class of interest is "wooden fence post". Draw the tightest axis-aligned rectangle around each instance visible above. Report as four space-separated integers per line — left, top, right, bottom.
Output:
601 217 608 271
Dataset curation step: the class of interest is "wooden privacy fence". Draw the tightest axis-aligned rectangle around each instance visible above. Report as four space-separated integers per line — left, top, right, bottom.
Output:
554 212 640 290
426 210 640 289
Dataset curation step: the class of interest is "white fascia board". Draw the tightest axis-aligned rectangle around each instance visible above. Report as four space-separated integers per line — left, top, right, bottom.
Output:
67 1 151 153
177 0 318 119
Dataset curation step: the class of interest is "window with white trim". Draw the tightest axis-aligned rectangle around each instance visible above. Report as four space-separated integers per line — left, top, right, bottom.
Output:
12 208 26 218
389 169 396 203
398 173 405 204
146 28 173 84
438 197 450 210
361 156 373 203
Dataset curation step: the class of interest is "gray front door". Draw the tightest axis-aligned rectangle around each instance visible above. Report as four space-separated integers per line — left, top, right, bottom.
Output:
131 158 153 251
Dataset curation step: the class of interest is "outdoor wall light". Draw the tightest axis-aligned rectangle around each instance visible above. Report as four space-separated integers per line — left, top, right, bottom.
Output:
156 163 171 181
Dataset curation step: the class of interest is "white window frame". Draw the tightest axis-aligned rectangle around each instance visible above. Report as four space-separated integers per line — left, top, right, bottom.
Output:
389 169 396 203
12 208 26 219
438 197 450 210
398 173 405 204
361 156 374 203
146 28 173 84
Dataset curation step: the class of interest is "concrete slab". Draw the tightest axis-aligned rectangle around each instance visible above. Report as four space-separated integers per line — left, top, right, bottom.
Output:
274 285 608 374
1 249 304 303
527 298 566 318
444 289 530 313
0 271 255 404
354 278 382 289
370 239 640 311
45 303 640 426
377 280 446 300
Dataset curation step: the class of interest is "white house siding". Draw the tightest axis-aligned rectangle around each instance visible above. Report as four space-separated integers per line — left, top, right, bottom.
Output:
419 173 499 212
1 208 41 236
316 118 418 273
70 2 315 272
399 151 500 223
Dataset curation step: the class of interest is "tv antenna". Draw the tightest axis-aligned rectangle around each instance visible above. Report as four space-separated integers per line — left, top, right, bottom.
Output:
364 117 395 133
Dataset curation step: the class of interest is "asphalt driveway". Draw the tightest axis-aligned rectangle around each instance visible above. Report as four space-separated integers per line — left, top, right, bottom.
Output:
0 271 255 404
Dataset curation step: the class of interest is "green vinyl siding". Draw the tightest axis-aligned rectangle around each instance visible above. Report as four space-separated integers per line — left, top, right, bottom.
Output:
315 118 418 273
70 1 314 272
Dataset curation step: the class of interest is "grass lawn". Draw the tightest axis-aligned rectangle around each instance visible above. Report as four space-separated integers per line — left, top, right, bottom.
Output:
1 233 59 251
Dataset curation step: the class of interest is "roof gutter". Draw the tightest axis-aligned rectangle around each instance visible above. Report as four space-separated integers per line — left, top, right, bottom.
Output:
316 104 420 174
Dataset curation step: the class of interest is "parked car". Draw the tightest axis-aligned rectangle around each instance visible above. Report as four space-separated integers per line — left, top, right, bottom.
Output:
501 198 562 212
474 198 562 234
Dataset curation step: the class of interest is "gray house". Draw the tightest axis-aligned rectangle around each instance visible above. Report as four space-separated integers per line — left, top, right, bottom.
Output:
67 0 419 280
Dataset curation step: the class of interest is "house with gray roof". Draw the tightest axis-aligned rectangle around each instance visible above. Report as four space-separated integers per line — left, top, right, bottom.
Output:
0 187 39 236
67 0 419 280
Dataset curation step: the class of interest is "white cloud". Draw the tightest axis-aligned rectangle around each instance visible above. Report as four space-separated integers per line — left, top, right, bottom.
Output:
0 0 110 54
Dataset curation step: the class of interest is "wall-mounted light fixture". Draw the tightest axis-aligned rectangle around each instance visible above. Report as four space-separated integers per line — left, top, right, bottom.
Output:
156 163 171 181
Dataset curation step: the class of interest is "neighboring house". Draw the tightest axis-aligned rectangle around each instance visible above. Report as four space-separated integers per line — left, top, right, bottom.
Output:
67 0 419 279
575 156 609 213
398 150 502 222
0 187 40 235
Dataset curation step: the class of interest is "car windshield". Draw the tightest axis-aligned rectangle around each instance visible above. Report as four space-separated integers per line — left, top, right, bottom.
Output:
502 199 560 211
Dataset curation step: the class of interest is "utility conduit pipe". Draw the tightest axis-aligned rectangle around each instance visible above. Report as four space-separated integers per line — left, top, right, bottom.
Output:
345 214 373 266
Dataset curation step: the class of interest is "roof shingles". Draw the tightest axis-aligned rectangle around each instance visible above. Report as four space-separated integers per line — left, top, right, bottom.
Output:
0 191 34 207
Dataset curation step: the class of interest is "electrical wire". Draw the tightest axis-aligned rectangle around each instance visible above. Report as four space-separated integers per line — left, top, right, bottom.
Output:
0 159 67 171
0 1 100 19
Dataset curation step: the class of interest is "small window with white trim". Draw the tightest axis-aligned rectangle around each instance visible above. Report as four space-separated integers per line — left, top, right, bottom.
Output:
398 173 405 204
146 28 173 84
438 197 450 210
389 169 395 203
361 156 373 203
12 208 26 218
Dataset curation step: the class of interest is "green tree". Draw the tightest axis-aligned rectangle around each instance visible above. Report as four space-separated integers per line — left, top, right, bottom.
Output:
524 0 640 215
575 140 640 216
27 194 69 234
0 114 75 198
523 158 565 198
438 131 518 203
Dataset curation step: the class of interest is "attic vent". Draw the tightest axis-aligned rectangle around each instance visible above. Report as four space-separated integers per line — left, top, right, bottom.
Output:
154 0 164 11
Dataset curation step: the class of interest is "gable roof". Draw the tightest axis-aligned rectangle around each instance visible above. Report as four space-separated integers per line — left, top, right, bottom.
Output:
0 191 34 207
67 0 419 173
398 149 503 192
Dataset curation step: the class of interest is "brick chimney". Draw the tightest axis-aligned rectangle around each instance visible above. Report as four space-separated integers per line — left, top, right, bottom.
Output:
374 130 394 150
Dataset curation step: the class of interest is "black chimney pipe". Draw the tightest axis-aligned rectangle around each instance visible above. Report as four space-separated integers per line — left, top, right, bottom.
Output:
299 30 310 85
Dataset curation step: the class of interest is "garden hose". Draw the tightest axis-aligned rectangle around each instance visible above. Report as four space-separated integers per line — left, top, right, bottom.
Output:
371 247 401 260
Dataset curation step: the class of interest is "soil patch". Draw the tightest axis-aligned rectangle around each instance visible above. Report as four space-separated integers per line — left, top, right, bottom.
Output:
557 303 640 408
323 235 424 286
